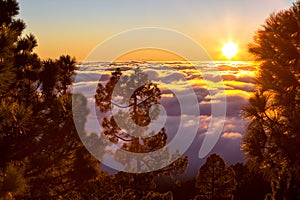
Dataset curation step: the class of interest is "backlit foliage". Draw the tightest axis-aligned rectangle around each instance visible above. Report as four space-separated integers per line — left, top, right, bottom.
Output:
243 1 300 199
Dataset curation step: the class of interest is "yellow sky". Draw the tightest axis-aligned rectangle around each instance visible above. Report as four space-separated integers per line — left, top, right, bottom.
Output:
114 47 249 62
33 37 251 62
19 0 293 62
115 49 186 61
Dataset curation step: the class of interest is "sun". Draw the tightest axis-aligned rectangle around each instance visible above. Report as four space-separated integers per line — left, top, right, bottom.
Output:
222 42 238 59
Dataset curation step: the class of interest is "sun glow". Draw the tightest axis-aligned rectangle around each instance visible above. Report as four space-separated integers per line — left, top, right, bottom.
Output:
222 42 238 59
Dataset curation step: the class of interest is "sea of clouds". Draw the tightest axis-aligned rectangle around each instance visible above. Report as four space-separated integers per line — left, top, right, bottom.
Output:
73 61 258 177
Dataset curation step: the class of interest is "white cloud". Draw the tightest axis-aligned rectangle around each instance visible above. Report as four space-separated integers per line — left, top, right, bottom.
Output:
76 61 256 170
222 132 243 139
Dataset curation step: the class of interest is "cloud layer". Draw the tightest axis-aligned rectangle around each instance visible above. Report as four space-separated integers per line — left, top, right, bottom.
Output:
74 61 258 177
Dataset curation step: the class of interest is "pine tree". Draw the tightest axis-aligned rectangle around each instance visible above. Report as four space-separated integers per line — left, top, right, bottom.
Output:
231 163 271 200
94 68 188 199
0 163 27 200
194 154 236 200
0 1 100 198
95 68 187 172
242 1 300 199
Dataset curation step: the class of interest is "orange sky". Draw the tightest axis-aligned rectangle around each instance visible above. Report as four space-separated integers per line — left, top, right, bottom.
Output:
115 49 186 61
19 0 293 62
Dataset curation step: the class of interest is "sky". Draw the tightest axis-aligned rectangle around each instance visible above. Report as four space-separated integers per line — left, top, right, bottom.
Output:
18 0 295 61
15 0 296 176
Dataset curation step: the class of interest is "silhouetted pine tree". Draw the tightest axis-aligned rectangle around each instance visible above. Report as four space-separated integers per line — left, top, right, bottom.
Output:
242 1 300 199
0 163 27 199
194 154 236 200
94 68 188 199
0 1 100 199
231 163 271 200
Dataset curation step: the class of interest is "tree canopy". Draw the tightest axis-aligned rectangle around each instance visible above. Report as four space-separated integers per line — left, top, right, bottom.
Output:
194 154 236 200
3 0 300 199
0 1 100 198
242 1 300 199
0 1 189 198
